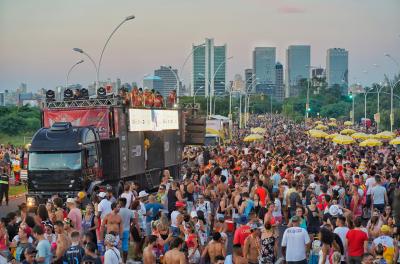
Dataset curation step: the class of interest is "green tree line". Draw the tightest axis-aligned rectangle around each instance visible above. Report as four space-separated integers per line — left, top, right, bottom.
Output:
0 105 41 135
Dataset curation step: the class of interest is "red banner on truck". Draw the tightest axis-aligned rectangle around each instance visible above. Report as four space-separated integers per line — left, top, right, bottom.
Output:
43 107 110 139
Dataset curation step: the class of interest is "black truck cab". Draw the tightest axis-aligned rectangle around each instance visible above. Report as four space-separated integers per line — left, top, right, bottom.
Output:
26 122 101 208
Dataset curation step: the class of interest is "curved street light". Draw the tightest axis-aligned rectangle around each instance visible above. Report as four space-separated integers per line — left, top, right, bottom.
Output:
97 15 135 87
162 65 181 103
66 59 84 90
72 48 98 86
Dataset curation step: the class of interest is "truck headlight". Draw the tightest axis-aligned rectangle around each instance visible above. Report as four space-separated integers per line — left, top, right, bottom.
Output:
27 197 36 207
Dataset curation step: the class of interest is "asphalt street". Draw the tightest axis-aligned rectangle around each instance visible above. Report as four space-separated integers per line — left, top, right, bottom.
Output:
0 195 25 217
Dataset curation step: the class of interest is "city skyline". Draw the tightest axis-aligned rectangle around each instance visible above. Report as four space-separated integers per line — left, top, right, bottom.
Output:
0 0 399 91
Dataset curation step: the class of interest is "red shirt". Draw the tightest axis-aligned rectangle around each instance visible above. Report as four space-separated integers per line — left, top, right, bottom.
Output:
233 225 251 246
256 187 267 206
346 229 368 257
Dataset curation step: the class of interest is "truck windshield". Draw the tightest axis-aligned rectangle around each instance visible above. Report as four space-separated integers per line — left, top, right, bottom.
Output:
204 136 219 146
29 152 81 171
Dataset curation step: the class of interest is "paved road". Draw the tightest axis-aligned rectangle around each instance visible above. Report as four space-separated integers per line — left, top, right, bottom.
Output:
0 195 25 217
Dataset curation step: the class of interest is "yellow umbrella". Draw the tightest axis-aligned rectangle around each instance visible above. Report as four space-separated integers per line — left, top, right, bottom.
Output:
250 127 266 134
309 130 328 138
332 135 355 145
243 134 264 142
351 132 369 140
344 121 353 126
315 124 328 130
359 138 383 147
325 133 339 139
314 121 323 125
389 137 400 145
327 122 337 127
329 118 336 122
375 131 396 139
340 128 356 135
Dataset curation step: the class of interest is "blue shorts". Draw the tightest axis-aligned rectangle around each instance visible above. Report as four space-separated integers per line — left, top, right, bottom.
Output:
122 230 130 252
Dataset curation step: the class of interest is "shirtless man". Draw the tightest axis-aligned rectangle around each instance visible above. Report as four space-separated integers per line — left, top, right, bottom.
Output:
100 202 123 246
53 220 71 264
232 244 248 264
143 235 157 264
243 224 261 264
164 237 186 264
202 232 226 264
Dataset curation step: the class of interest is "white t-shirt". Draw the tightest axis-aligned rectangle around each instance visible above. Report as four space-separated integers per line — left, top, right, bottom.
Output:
365 177 376 195
104 247 122 264
120 191 134 208
282 226 310 262
171 210 181 228
371 185 386 205
272 198 282 217
98 199 112 220
334 226 349 261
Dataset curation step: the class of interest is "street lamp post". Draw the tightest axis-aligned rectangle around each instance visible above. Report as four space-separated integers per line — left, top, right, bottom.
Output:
66 59 84 90
385 53 400 132
193 86 204 105
180 43 205 96
209 56 233 117
97 15 135 88
72 48 98 86
305 65 319 119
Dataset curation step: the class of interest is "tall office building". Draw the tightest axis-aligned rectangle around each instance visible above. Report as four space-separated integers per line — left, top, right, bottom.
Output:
192 38 226 96
0 92 4 106
252 47 276 94
285 45 311 98
154 66 180 98
143 76 163 92
244 69 253 92
275 63 284 102
326 48 348 93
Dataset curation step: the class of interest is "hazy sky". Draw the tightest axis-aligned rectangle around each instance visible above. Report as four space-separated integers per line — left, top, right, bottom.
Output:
0 0 399 91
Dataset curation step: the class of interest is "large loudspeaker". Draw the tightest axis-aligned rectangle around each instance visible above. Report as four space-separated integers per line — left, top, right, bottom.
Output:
185 117 206 145
127 131 145 175
144 131 164 169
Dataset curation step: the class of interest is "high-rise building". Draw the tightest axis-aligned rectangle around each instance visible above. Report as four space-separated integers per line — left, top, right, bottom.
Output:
275 63 284 102
143 75 163 92
232 74 244 92
18 83 27 93
252 47 276 93
326 48 348 93
312 68 324 79
0 92 4 106
285 45 311 98
116 78 122 91
154 66 180 98
192 38 226 96
244 69 253 92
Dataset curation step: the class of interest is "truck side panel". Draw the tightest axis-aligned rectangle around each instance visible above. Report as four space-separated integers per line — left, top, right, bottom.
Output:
144 132 164 169
100 139 120 181
164 130 181 167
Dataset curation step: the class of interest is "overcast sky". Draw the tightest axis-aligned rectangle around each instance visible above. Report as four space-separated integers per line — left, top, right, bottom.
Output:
0 0 399 91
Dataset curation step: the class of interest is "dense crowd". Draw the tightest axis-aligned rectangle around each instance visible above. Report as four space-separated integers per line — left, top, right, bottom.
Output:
0 114 399 264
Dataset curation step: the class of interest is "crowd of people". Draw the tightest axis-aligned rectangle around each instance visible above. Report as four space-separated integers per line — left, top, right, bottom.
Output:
0 114 399 264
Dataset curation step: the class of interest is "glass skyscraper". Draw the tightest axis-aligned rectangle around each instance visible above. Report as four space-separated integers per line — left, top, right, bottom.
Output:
326 48 348 94
192 38 226 97
154 66 180 98
252 47 276 93
285 45 311 98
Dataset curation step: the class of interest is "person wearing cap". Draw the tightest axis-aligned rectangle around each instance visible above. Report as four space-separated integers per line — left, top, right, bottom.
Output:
243 223 262 264
103 233 122 264
281 215 311 264
371 225 397 264
66 198 82 233
42 221 56 245
97 191 112 220
170 201 185 237
106 185 117 204
233 217 251 247
167 181 184 216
